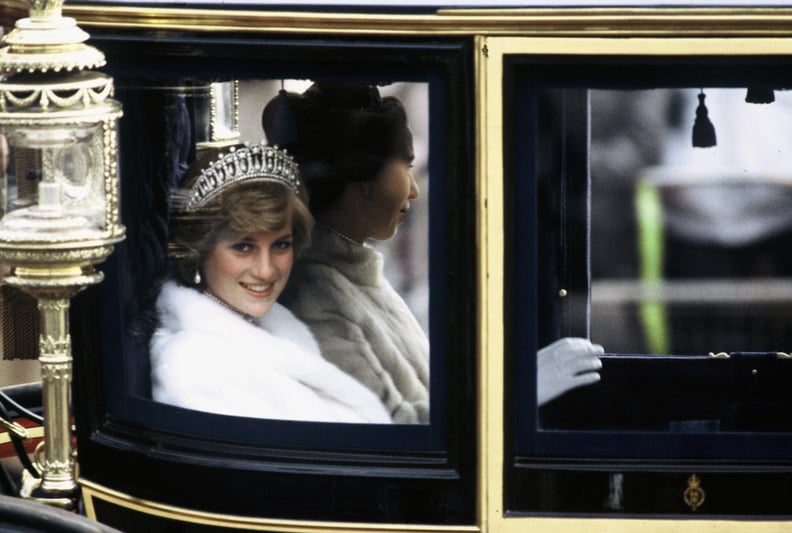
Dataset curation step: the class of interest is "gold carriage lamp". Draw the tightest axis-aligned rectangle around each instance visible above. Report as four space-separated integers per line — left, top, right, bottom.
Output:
0 0 123 505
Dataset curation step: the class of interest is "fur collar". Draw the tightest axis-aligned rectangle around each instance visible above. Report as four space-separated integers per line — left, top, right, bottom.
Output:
301 225 384 287
151 281 392 423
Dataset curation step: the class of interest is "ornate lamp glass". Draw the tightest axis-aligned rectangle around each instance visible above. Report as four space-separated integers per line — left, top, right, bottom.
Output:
0 0 123 503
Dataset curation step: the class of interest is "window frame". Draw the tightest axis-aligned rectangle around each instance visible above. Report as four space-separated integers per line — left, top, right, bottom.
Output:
490 38 792 517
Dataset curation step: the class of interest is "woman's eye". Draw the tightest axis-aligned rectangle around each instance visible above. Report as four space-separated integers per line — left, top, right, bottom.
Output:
231 242 253 252
273 240 293 250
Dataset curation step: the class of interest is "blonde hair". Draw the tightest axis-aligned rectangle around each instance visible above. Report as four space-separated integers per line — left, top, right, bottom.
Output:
170 181 313 289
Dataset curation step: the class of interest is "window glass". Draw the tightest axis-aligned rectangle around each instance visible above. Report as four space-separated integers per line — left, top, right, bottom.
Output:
102 75 444 446
590 88 792 356
520 79 792 444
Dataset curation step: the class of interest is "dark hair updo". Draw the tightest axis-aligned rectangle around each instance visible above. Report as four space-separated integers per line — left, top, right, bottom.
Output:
262 82 412 217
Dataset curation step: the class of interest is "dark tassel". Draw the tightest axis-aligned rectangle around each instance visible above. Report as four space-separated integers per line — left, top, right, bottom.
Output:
692 90 716 148
261 89 298 146
745 88 775 104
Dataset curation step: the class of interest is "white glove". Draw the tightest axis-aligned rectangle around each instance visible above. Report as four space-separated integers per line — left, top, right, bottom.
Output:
537 337 604 406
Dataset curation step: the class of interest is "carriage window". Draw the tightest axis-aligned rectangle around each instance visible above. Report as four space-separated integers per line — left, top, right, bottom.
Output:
507 57 792 516
115 78 433 429
534 86 792 435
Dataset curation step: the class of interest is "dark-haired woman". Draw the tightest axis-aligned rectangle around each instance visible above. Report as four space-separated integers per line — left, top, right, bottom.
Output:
266 83 430 424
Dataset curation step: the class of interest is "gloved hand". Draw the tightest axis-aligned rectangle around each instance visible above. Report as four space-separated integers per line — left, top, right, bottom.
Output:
537 337 604 406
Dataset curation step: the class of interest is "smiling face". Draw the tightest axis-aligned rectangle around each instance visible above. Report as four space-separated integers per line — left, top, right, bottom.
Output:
202 222 294 318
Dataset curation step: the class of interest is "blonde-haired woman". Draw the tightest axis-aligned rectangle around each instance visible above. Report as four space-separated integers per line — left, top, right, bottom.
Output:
149 142 391 423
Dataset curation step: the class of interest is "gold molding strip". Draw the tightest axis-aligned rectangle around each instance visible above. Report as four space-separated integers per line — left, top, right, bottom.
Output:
473 33 498 533
80 478 481 533
54 5 792 37
465 36 792 55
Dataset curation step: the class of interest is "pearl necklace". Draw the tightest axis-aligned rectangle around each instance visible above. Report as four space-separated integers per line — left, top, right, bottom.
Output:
203 290 256 323
319 223 362 245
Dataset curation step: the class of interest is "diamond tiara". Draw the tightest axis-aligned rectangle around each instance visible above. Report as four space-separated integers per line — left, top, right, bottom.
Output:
184 142 300 211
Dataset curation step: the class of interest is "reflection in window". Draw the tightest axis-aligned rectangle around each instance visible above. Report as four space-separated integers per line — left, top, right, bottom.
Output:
536 87 792 434
590 88 792 356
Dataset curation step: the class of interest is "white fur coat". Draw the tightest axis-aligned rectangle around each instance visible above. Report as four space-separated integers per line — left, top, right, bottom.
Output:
150 281 391 423
281 226 430 424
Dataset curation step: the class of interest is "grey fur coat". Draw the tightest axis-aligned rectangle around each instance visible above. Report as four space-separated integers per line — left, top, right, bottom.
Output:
281 226 430 424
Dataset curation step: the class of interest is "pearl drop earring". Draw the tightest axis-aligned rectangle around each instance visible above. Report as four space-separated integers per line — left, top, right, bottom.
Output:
194 269 201 285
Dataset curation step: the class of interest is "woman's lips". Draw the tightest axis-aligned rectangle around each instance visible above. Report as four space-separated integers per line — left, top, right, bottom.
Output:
240 281 274 297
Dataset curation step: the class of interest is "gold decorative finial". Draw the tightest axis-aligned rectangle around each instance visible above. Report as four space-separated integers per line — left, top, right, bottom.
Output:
0 0 105 73
28 0 65 21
